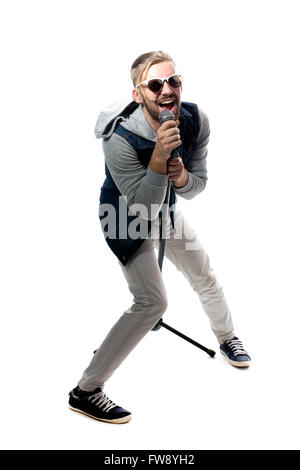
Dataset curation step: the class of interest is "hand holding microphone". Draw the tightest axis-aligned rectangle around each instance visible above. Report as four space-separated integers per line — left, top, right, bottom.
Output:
158 110 188 187
155 110 181 160
149 110 182 175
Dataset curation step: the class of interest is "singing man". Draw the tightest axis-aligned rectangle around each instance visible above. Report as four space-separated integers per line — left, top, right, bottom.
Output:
68 51 251 424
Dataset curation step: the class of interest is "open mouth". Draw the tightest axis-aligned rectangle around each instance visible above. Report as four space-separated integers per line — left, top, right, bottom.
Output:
159 99 176 111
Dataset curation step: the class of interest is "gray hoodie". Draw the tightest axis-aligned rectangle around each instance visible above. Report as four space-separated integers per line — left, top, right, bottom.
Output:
95 97 209 219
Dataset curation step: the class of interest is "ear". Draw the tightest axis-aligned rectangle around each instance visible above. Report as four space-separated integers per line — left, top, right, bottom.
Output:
132 88 143 104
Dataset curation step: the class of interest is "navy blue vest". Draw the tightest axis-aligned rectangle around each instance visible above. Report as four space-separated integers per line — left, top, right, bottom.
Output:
99 102 200 265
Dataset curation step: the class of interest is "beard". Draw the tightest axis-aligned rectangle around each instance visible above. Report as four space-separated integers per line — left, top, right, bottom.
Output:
140 93 181 122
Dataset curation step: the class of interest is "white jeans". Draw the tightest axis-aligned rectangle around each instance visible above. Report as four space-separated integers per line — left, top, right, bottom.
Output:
78 208 235 391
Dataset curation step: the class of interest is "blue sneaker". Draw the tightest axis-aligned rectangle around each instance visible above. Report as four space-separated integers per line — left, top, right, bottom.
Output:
69 386 132 424
220 337 251 367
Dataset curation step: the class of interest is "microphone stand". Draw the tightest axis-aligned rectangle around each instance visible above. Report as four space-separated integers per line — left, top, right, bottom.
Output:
151 157 215 359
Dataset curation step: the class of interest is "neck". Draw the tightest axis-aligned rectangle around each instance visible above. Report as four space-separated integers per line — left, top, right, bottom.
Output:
141 106 160 132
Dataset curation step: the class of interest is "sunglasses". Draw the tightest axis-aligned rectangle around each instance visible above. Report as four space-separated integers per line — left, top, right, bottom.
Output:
136 73 183 93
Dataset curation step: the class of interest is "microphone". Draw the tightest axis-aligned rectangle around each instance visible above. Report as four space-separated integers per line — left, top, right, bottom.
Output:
159 109 175 124
159 110 180 158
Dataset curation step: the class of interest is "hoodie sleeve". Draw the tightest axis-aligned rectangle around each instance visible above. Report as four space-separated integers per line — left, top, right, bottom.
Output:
173 108 209 200
102 133 169 220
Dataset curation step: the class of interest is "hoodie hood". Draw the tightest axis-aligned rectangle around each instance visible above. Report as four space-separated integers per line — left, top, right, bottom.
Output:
94 97 157 142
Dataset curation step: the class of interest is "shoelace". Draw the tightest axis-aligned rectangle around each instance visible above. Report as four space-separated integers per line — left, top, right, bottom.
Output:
226 338 248 356
88 390 117 413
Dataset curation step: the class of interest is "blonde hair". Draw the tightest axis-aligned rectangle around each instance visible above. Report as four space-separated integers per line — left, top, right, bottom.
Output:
130 51 175 87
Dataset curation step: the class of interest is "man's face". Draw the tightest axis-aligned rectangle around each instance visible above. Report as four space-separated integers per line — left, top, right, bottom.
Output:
134 61 182 127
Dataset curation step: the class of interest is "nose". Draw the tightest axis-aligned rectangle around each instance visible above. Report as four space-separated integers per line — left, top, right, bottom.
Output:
160 79 173 94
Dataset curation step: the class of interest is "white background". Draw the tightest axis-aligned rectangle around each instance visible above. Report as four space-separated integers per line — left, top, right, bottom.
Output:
1 0 300 450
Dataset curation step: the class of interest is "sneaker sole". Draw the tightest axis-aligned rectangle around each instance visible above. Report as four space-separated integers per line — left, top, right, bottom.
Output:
220 350 251 367
69 405 132 424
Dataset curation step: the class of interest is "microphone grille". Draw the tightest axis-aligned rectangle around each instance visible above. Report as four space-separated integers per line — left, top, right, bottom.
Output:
159 110 174 124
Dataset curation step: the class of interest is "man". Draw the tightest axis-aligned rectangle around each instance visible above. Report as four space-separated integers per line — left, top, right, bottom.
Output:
68 51 251 424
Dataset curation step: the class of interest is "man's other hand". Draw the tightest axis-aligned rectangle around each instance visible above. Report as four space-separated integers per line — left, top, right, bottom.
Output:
168 157 188 188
